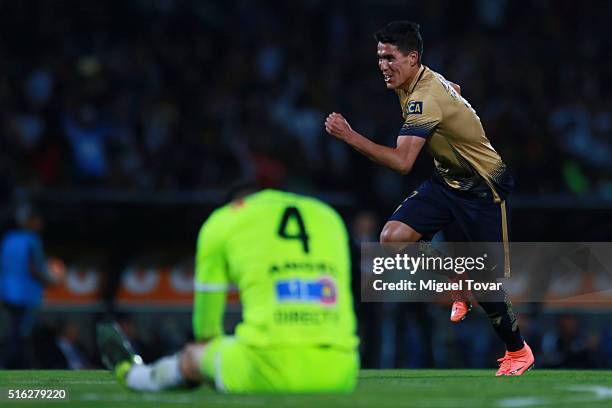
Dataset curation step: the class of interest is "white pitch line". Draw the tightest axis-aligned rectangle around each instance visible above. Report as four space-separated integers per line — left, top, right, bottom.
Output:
77 392 269 406
13 379 116 385
565 385 612 398
497 396 552 408
79 393 199 404
74 393 486 408
498 384 612 408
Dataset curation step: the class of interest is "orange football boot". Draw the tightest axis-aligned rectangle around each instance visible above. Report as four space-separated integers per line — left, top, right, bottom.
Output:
449 275 472 323
450 300 472 323
496 342 535 376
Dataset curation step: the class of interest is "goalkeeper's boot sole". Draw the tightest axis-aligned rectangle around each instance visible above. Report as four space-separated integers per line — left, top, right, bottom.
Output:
96 321 143 384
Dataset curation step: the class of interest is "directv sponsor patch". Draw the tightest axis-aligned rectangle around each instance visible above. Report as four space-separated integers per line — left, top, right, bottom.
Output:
406 101 423 114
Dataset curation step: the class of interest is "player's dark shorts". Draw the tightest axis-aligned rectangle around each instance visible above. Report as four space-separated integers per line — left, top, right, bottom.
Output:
389 177 511 280
389 177 510 277
389 177 510 242
389 177 512 278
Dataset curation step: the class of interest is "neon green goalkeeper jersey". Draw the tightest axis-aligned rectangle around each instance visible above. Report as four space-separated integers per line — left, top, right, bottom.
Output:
193 189 358 350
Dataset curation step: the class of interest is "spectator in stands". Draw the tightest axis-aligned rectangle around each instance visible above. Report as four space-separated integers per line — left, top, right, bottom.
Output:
0 1 610 200
55 321 91 370
540 314 598 368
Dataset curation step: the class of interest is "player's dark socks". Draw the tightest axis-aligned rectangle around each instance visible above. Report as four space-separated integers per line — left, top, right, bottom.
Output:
476 294 524 352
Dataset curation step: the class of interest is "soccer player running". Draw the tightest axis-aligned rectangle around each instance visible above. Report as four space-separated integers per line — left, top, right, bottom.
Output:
98 187 359 392
324 21 534 376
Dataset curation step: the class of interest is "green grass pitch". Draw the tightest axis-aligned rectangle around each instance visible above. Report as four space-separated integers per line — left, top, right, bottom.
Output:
1 369 611 408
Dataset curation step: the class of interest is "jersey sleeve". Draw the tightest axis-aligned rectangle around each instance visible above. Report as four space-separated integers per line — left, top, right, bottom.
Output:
399 95 442 139
193 291 226 341
193 209 230 341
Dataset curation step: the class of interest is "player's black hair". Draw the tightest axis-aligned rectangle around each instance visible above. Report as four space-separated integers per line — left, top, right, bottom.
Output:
374 21 423 62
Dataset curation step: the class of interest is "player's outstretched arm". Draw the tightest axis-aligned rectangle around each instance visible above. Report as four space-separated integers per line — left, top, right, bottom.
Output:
325 112 426 175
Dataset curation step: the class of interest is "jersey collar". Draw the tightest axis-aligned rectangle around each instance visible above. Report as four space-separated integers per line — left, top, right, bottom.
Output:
407 65 426 94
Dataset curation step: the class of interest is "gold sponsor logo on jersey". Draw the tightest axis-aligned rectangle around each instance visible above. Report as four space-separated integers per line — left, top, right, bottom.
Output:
406 101 423 114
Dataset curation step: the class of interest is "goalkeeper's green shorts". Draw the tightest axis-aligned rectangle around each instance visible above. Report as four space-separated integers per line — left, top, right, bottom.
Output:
200 336 359 393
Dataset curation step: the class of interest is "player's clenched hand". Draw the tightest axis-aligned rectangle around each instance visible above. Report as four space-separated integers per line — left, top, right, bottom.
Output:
325 112 353 141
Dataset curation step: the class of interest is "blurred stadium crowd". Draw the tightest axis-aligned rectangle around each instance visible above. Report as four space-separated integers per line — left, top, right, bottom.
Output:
2 0 612 203
1 0 612 370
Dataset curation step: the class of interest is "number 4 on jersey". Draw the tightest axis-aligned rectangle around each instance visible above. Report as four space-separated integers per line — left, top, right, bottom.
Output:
278 207 310 253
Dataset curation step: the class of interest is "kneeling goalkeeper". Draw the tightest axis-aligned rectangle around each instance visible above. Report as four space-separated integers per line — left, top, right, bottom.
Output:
98 187 359 393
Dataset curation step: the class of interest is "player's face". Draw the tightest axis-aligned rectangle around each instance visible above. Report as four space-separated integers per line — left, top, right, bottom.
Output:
377 42 419 90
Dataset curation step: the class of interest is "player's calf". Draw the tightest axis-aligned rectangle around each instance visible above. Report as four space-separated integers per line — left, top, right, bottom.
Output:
98 321 206 392
125 343 209 392
126 353 185 391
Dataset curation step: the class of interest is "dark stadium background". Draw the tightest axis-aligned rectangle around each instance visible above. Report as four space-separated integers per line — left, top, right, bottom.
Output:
0 0 611 370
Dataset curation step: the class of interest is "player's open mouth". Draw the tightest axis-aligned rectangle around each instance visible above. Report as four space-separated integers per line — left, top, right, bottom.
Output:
384 74 392 83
